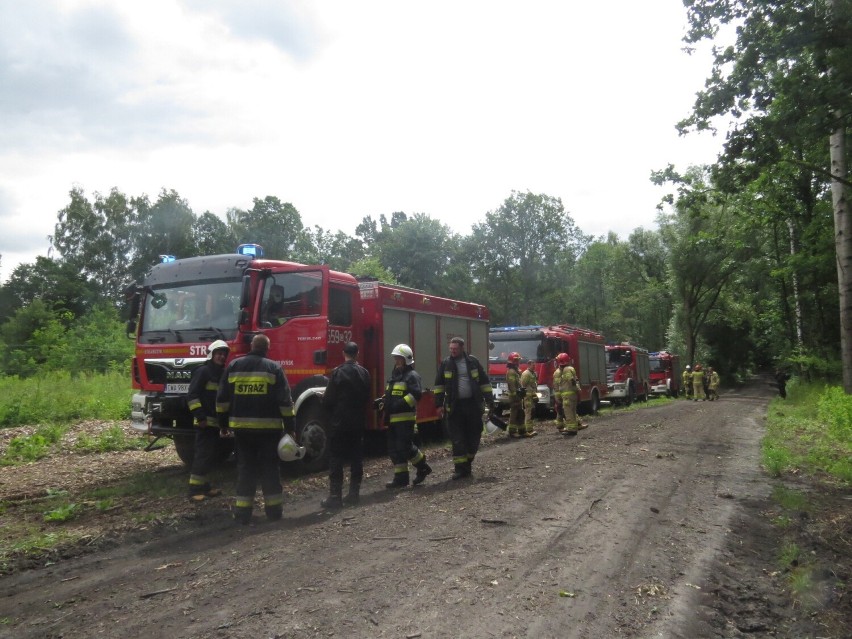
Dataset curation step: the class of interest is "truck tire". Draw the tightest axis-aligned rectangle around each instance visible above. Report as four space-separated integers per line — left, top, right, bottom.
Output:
581 388 600 415
296 402 329 473
640 383 649 402
173 434 195 466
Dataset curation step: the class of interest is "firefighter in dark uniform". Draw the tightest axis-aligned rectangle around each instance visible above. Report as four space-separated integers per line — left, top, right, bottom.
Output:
216 334 294 524
186 339 229 501
320 341 371 509
382 344 432 488
434 336 495 480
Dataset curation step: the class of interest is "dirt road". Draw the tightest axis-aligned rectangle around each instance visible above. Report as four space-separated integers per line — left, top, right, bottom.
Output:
0 378 842 637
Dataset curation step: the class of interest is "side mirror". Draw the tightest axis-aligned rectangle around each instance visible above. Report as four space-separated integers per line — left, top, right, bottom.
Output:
125 319 137 339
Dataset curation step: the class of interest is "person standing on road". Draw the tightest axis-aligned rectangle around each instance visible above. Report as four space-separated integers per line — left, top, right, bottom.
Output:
382 344 432 489
505 352 526 439
217 334 294 524
521 359 539 437
691 364 706 402
708 367 720 400
186 339 229 501
555 353 583 435
434 336 495 480
320 341 371 509
775 368 791 399
682 365 693 399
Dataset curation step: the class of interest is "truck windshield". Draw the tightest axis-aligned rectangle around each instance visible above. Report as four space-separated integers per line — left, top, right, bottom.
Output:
140 280 242 340
607 349 632 368
489 339 543 363
649 357 666 373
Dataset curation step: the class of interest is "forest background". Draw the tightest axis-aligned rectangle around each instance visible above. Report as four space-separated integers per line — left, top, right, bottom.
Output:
0 0 848 419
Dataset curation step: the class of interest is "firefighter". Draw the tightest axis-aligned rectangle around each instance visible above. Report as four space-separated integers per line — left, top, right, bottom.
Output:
555 353 583 434
320 341 371 509
520 359 539 436
708 367 720 400
775 368 791 399
682 365 693 399
381 344 432 488
552 357 566 431
505 352 526 438
186 339 229 501
216 334 295 524
691 363 706 401
434 336 495 480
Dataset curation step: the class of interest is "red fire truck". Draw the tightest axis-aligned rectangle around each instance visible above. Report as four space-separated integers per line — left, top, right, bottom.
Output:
648 351 682 397
488 324 608 415
605 343 651 405
125 245 490 471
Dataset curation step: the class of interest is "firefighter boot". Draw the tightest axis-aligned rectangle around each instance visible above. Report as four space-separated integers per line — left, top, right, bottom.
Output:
343 483 360 506
320 483 344 510
233 507 252 526
451 461 472 480
265 504 283 521
385 471 410 489
412 459 432 486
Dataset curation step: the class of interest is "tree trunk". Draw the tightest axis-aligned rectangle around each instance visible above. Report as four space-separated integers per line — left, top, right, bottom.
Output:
830 126 851 393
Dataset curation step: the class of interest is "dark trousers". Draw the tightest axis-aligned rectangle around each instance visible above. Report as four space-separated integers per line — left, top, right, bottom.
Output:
387 421 420 465
447 398 483 462
328 427 364 490
189 427 220 493
234 430 282 511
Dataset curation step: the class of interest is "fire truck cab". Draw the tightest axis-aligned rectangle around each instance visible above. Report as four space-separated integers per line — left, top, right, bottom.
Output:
605 343 651 406
649 351 682 397
488 324 607 415
126 246 489 472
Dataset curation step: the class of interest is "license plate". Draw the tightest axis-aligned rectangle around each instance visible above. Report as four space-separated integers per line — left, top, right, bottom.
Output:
166 383 190 394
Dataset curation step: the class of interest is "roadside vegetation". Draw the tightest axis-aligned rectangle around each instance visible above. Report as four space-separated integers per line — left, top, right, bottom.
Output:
761 380 850 619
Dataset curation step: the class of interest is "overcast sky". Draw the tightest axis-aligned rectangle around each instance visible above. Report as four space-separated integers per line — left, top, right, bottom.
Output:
0 0 726 283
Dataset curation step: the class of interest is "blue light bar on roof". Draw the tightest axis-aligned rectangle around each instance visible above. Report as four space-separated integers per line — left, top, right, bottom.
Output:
237 243 263 258
159 255 176 263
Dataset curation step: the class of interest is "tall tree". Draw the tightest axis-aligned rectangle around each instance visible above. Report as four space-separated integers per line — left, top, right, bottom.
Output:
469 191 589 325
228 196 311 262
131 189 197 281
680 0 852 390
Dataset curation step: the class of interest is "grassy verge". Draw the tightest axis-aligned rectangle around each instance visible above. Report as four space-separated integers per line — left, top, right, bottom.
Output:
761 379 850 616
0 370 131 428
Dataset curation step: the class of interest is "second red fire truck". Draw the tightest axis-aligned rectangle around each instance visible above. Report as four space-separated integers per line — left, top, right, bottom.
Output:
488 324 608 415
605 343 651 406
649 351 682 397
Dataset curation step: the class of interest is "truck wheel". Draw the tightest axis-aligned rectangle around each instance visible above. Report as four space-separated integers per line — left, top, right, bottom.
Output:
173 434 195 466
640 383 649 402
296 402 329 473
588 389 600 415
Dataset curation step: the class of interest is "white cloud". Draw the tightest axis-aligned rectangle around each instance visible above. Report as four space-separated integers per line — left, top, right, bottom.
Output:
0 0 726 282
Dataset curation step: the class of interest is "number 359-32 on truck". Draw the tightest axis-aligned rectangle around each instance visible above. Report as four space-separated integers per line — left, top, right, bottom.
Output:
125 245 490 472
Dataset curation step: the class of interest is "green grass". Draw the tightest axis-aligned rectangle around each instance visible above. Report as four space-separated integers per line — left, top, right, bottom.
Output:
74 425 145 454
0 370 131 428
1 424 68 465
762 381 852 484
771 485 809 511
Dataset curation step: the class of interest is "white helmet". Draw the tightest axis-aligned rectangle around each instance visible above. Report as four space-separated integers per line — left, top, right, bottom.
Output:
685 365 691 370
207 339 230 360
277 433 306 462
391 344 414 366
